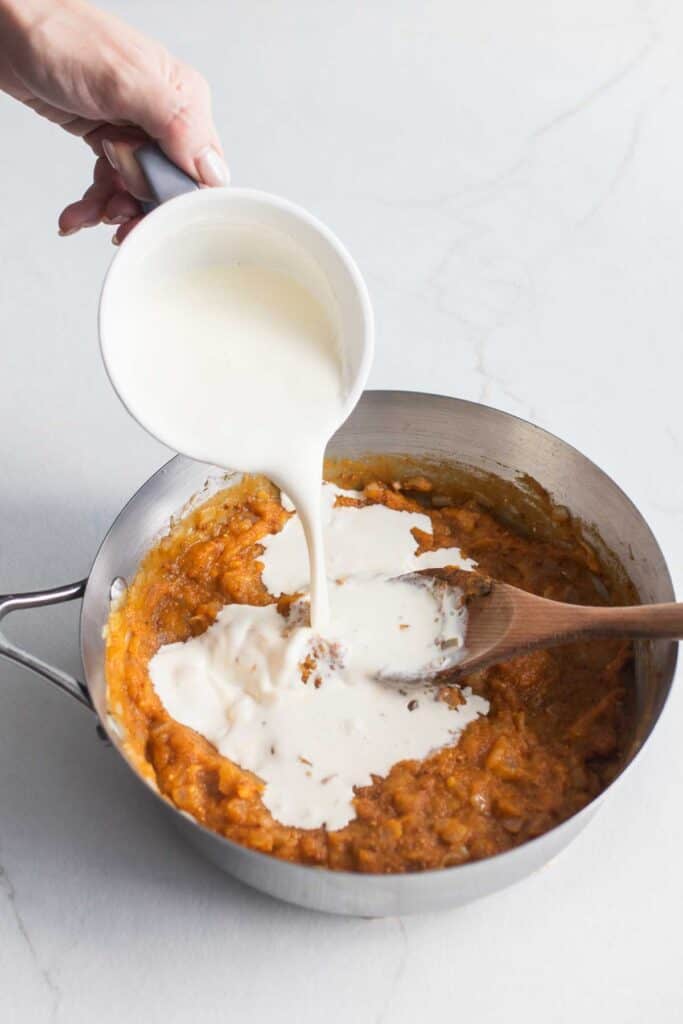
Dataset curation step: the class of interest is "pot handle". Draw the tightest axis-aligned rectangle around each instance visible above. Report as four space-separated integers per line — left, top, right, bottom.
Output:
0 581 94 711
135 142 199 211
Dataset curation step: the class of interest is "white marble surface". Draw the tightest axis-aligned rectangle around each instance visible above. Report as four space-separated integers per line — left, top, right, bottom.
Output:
1 0 682 1019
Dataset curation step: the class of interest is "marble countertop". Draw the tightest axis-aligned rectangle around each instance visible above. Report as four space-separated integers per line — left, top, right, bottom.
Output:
1 1 682 1020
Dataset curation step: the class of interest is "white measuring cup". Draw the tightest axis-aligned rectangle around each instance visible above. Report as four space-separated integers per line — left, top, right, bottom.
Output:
98 144 374 629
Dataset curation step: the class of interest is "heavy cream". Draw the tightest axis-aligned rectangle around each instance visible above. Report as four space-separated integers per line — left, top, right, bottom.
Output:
107 259 346 631
150 486 488 829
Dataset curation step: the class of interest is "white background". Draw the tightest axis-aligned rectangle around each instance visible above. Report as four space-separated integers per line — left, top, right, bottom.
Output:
1 1 682 1020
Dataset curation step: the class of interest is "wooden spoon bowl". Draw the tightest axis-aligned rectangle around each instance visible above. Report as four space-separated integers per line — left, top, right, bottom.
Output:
408 567 683 683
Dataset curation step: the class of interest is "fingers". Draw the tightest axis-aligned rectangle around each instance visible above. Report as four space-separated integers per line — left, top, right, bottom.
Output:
58 50 229 244
159 64 229 187
58 157 141 239
101 139 152 201
59 184 110 235
112 216 144 247
22 96 106 138
103 191 140 225
85 125 152 200
107 56 229 188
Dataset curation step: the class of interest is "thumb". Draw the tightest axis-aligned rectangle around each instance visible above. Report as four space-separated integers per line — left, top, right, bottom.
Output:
101 60 229 196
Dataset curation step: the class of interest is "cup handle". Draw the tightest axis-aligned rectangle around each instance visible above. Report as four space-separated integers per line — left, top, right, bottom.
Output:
0 581 94 711
135 142 199 212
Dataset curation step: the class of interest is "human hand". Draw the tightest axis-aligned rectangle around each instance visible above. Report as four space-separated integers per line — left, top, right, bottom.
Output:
0 0 228 243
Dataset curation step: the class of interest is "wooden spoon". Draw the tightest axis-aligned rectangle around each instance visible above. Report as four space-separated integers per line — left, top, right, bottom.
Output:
405 568 683 682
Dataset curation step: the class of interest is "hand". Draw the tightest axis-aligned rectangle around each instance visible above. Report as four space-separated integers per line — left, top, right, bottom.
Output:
0 0 228 243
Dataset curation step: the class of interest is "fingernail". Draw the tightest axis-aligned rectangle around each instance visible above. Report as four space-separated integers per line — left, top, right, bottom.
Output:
196 146 229 187
60 218 98 234
102 139 120 172
103 215 131 225
112 234 121 246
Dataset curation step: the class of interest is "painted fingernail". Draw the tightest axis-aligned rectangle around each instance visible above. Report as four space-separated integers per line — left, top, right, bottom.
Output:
102 139 120 171
196 146 229 187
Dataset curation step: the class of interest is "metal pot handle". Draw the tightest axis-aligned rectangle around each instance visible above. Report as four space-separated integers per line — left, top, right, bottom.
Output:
0 581 94 711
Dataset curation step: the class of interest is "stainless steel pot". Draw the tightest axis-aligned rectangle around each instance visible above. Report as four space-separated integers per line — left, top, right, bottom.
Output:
0 391 676 916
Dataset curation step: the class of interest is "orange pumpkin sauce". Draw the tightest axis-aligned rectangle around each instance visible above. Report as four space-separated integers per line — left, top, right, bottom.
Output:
106 467 634 873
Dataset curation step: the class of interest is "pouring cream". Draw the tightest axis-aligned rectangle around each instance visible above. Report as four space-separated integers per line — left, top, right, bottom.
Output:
100 200 486 830
110 259 342 630
100 195 375 634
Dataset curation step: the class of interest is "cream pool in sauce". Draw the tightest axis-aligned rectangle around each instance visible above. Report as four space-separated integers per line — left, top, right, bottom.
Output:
149 485 488 829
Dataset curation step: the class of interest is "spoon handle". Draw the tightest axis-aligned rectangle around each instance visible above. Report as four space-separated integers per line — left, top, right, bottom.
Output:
573 601 683 640
467 595 683 678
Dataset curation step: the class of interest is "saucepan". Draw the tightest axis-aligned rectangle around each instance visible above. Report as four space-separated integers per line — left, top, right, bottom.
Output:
0 391 675 915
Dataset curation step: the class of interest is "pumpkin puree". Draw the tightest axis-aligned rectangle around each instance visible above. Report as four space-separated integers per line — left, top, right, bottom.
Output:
106 466 634 873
